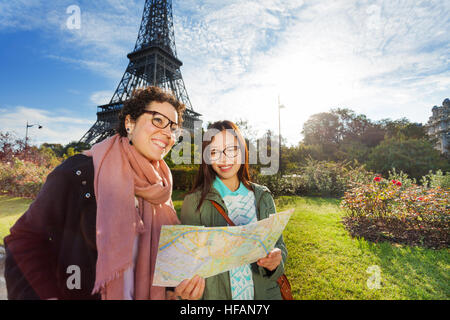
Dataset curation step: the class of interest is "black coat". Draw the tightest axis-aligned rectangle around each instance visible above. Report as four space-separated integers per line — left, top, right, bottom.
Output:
4 154 101 300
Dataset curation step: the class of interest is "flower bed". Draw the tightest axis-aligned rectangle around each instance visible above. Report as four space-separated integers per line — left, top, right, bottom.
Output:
340 176 449 249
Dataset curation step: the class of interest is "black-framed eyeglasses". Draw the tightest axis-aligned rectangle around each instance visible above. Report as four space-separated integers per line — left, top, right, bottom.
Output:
209 145 240 161
142 110 180 137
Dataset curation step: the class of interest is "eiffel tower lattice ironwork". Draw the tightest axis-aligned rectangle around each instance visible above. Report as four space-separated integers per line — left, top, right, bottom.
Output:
80 0 201 145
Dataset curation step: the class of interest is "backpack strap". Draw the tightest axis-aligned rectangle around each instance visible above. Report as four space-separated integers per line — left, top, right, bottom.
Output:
209 200 236 226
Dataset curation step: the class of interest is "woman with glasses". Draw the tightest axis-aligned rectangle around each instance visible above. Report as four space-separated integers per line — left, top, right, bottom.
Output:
180 120 287 300
4 86 205 300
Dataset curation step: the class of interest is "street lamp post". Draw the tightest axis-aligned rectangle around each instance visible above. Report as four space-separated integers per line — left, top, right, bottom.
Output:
25 121 43 152
278 96 285 176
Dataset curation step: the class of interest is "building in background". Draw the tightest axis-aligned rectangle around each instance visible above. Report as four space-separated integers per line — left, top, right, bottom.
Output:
426 98 450 154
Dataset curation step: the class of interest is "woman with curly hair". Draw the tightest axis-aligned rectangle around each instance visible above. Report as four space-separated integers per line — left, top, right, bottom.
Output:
4 86 205 300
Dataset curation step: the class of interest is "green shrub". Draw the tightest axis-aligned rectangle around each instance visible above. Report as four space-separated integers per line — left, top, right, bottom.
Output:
253 174 306 197
387 167 417 188
253 159 374 198
420 169 450 189
301 158 374 197
171 166 198 191
0 158 54 198
366 138 449 182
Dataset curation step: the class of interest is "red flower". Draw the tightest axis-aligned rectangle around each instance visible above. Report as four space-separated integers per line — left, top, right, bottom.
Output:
373 176 382 182
391 179 397 184
417 197 423 201
396 181 402 186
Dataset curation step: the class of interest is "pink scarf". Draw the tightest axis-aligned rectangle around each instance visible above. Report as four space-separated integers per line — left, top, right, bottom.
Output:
83 134 180 300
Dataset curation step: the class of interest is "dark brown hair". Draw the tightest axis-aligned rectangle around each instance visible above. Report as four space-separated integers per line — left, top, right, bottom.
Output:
117 86 186 137
189 120 252 211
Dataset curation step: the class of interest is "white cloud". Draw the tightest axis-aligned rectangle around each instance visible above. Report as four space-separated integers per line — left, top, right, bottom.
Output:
174 0 305 93
0 106 95 146
0 1 142 78
90 90 114 105
45 54 123 79
0 0 47 30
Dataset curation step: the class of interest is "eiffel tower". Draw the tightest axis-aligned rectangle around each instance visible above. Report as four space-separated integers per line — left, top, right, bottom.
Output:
80 0 202 145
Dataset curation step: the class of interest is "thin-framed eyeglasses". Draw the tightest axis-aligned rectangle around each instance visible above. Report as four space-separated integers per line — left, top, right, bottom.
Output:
142 110 181 138
209 145 240 161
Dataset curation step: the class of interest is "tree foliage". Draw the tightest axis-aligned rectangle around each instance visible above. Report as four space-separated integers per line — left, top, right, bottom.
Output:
366 138 449 181
297 108 447 181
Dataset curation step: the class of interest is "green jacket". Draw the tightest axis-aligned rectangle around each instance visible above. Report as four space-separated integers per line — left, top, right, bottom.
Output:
180 182 287 300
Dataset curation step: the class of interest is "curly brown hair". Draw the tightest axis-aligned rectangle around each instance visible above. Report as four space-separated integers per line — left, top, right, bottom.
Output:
116 86 186 137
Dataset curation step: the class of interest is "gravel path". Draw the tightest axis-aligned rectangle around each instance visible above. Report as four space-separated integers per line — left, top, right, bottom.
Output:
0 246 6 300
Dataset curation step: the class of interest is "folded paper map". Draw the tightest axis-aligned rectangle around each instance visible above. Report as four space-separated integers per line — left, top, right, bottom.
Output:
153 208 294 287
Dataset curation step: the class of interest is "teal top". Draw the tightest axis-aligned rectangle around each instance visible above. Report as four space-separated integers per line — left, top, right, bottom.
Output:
212 176 258 300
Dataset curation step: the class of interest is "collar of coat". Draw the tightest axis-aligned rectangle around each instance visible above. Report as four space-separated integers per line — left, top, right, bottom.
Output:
202 181 272 217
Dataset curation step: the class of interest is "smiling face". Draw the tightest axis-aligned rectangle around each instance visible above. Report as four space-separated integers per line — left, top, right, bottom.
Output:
125 101 178 161
209 130 243 181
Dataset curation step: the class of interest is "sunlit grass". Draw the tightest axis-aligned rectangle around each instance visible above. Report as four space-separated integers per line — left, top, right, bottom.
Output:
0 196 32 246
276 195 450 300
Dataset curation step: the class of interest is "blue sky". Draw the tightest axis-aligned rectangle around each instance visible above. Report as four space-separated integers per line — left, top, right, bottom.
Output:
0 0 449 146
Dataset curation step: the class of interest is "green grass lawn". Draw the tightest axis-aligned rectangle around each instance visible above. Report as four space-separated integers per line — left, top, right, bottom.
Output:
276 196 449 300
0 196 33 246
1 193 449 299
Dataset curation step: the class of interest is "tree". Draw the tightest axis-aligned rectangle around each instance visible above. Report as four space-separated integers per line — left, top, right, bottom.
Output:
0 131 27 161
63 147 76 160
375 118 428 141
38 146 61 168
0 131 16 161
282 143 329 172
302 112 340 147
359 124 385 148
235 118 257 143
301 108 433 163
367 138 449 181
63 141 91 155
331 108 371 142
40 143 65 158
335 141 371 163
301 108 381 160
